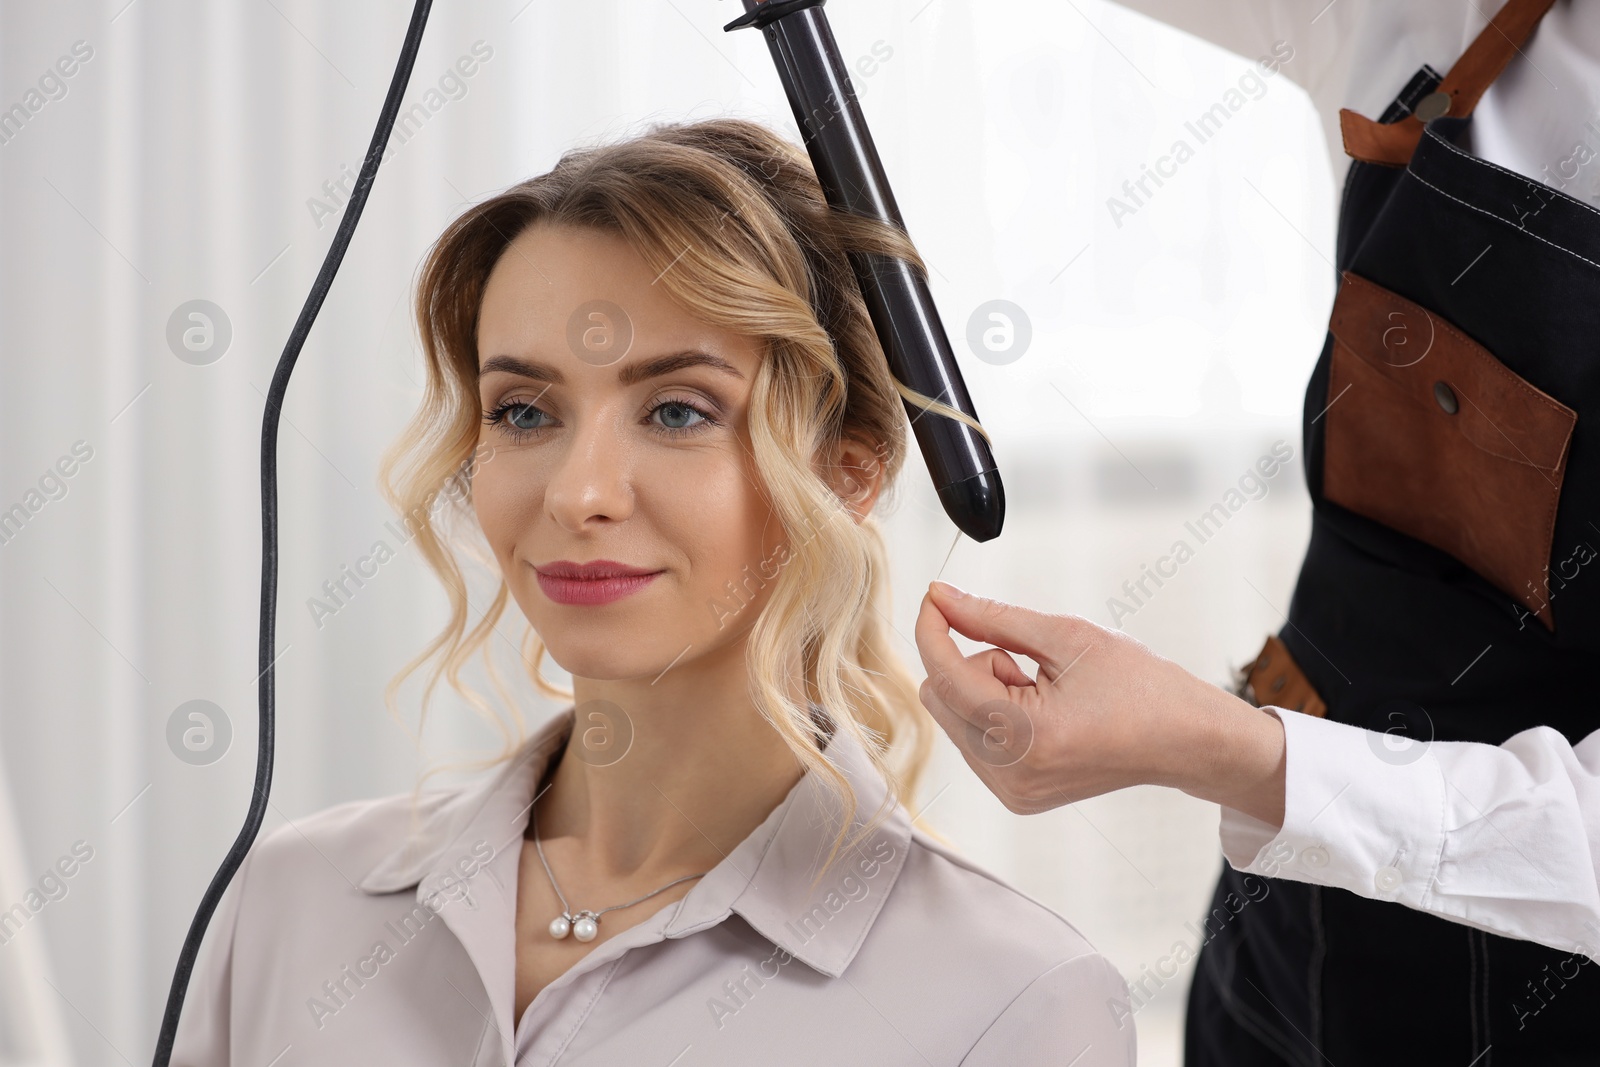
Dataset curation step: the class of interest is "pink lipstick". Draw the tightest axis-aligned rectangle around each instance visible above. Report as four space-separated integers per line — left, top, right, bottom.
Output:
534 559 663 606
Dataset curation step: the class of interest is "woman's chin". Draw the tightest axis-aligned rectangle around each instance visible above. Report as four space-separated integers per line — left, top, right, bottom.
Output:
542 641 675 688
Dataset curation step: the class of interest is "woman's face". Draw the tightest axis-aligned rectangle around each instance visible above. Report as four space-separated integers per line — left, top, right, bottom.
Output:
471 221 799 682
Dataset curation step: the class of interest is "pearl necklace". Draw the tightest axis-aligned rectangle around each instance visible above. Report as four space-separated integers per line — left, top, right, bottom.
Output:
531 788 710 943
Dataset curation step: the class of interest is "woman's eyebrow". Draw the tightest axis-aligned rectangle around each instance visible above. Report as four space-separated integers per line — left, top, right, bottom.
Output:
478 351 746 386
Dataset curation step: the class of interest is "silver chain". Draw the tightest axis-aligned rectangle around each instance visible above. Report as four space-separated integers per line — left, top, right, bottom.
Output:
531 786 710 925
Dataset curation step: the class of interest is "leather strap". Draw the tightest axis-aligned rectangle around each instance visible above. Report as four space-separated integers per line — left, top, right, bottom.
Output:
1339 0 1558 165
1239 634 1327 718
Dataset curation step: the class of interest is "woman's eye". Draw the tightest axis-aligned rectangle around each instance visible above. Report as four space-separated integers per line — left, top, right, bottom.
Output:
653 400 708 432
505 404 546 431
484 396 717 440
483 400 552 439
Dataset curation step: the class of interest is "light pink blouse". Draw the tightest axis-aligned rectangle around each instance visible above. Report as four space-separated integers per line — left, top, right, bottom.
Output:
171 708 1135 1065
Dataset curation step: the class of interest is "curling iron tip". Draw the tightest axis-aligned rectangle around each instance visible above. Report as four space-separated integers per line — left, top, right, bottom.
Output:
937 469 1006 543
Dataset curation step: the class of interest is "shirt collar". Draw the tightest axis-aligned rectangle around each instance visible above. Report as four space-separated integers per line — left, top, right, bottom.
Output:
356 715 566 896
357 704 912 979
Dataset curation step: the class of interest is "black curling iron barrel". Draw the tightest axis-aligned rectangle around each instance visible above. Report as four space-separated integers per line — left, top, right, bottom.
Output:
726 0 1006 542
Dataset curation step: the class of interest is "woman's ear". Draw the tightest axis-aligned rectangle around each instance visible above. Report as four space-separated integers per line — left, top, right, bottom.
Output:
818 435 887 522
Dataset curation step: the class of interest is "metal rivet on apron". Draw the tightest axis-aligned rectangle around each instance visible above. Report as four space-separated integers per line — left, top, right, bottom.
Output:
1414 90 1452 122
1433 380 1459 414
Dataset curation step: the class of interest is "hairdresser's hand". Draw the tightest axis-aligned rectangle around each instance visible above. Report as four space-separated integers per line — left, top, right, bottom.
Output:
913 581 1286 825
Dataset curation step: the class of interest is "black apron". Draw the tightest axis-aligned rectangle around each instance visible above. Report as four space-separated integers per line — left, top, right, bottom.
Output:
1184 3 1600 1064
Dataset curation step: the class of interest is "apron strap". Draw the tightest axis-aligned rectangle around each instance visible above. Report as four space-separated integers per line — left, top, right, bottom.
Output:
1339 0 1558 166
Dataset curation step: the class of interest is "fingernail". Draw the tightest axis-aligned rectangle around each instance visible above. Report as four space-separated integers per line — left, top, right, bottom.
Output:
931 580 967 599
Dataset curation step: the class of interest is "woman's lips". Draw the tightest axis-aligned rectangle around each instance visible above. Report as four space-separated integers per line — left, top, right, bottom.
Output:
534 563 664 606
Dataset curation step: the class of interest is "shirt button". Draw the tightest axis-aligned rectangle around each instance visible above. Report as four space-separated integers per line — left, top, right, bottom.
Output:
1375 865 1403 894
1301 845 1330 869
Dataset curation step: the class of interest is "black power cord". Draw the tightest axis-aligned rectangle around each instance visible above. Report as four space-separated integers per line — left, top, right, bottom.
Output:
150 1 434 1062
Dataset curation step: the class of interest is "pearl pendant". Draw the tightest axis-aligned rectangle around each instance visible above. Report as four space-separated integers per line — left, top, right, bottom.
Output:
573 915 599 942
548 914 571 939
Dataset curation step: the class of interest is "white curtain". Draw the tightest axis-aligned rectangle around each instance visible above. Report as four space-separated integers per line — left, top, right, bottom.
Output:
0 2 1333 1064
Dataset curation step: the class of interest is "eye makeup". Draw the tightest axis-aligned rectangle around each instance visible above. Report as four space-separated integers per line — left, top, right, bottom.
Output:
481 392 723 444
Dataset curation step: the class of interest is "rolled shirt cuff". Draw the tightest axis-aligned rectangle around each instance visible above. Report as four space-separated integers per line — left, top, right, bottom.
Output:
1218 706 1446 907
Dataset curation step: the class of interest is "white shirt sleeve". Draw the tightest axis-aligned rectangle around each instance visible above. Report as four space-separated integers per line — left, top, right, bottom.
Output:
1098 0 1374 193
1104 0 1354 87
1219 707 1600 962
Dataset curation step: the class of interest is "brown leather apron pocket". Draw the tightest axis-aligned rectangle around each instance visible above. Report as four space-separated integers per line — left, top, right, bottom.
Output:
1323 271 1577 630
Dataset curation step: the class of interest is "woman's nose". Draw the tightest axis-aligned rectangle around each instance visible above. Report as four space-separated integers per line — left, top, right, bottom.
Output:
543 413 636 531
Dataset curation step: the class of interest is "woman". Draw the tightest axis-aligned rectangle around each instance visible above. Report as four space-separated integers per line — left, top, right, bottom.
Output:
171 117 1133 1066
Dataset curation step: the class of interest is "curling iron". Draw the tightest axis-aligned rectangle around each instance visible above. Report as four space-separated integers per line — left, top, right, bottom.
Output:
727 0 1006 542
151 2 1000 1062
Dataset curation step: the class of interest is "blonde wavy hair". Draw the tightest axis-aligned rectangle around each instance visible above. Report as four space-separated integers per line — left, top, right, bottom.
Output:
378 117 989 881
